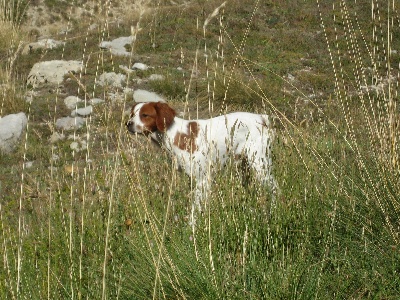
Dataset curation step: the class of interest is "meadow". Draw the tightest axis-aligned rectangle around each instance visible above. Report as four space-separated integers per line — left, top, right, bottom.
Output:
0 0 399 298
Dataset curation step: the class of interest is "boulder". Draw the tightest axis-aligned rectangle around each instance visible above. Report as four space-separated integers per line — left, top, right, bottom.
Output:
64 96 83 110
133 89 165 103
71 106 93 117
23 38 65 55
132 62 149 70
99 36 133 56
55 116 85 130
49 132 65 143
27 60 83 88
90 98 105 105
0 112 28 154
97 72 126 88
148 74 165 81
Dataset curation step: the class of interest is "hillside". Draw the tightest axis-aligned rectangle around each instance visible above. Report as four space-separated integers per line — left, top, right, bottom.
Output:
0 0 399 298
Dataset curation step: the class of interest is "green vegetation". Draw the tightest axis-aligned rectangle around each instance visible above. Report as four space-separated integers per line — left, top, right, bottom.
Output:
0 0 399 299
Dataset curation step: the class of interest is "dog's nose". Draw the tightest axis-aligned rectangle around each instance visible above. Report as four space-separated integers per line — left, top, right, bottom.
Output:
126 120 132 127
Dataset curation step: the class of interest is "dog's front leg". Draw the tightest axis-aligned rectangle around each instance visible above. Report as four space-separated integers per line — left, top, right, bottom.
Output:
190 177 210 226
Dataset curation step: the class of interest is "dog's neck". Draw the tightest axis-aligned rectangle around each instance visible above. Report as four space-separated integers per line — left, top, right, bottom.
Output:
150 116 189 149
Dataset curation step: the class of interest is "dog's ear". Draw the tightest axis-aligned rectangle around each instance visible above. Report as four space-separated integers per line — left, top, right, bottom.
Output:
154 102 176 132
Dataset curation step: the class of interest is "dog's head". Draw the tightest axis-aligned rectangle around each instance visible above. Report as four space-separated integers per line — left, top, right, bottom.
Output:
126 102 176 134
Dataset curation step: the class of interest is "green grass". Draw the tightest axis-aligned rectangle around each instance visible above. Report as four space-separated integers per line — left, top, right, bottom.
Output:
1 0 399 299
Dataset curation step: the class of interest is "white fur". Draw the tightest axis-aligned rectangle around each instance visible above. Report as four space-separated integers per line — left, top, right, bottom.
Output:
126 102 278 217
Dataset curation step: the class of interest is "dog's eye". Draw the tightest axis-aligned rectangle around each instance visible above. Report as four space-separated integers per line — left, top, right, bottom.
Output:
141 114 149 118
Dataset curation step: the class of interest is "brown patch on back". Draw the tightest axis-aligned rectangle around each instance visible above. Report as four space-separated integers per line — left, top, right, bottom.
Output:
173 121 199 153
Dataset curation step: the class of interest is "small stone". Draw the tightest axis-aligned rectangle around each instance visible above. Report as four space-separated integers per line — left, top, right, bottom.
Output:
55 116 85 130
133 89 165 103
125 219 133 227
27 60 83 88
24 161 34 168
89 23 98 31
132 62 149 70
90 98 105 105
119 65 134 74
71 106 93 117
148 74 165 81
80 140 87 150
70 141 80 151
64 96 83 110
99 36 133 56
0 112 28 154
97 72 126 88
49 132 65 143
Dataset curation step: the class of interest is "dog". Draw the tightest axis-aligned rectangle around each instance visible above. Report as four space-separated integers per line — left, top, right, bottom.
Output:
126 101 278 219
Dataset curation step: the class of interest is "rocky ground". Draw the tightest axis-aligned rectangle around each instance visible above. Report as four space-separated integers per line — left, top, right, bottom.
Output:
1 0 178 155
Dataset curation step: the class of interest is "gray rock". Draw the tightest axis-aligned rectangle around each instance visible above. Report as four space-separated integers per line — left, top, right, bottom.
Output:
27 60 83 88
97 72 126 88
133 89 165 103
99 36 133 56
55 116 85 130
71 106 93 117
89 23 98 31
90 98 105 105
132 62 149 70
23 38 65 55
64 96 83 110
70 141 80 151
0 112 28 154
148 74 165 81
70 140 87 152
24 161 34 169
49 132 65 143
119 65 134 74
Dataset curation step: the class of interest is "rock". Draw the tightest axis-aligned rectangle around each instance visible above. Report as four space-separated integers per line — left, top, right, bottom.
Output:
49 132 65 143
70 140 87 152
27 60 83 88
287 74 295 81
148 74 165 81
24 161 34 169
119 65 134 74
55 116 85 130
25 90 38 103
23 38 65 55
99 36 133 56
132 62 149 70
64 96 83 110
0 112 28 154
89 23 98 31
133 89 165 103
70 141 80 151
71 106 93 117
90 98 105 105
97 72 126 88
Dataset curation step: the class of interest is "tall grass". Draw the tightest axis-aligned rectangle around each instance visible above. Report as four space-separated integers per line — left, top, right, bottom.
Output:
0 0 399 299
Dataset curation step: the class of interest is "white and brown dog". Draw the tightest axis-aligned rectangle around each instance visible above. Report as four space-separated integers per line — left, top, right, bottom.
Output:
126 102 278 216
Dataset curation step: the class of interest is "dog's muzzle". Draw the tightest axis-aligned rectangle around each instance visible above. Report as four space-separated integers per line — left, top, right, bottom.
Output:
126 120 136 133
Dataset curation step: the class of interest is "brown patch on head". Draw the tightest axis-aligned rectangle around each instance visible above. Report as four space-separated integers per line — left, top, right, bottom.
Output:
138 103 158 132
154 102 176 132
173 121 199 153
136 102 176 133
